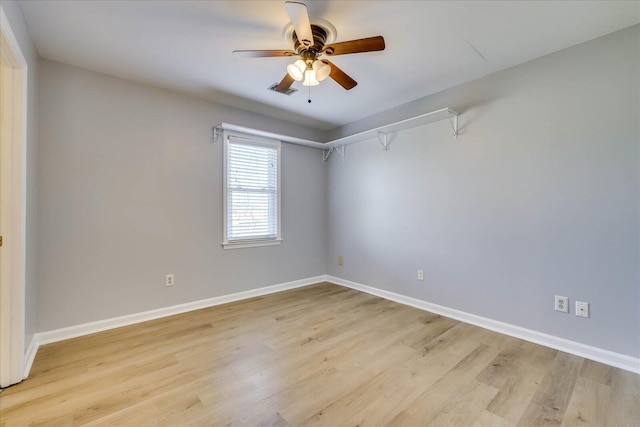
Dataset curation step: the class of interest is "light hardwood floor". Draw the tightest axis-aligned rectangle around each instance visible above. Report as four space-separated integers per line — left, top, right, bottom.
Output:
1 283 638 426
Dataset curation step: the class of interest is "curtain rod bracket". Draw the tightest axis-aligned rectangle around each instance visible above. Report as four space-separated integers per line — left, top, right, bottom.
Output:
212 126 222 144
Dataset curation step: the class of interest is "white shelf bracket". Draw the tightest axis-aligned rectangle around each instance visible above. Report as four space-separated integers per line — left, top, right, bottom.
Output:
215 108 460 151
448 114 458 139
377 131 390 151
323 145 345 162
212 126 222 144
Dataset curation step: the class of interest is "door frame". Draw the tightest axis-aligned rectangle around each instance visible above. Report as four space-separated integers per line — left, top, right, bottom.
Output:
0 7 28 388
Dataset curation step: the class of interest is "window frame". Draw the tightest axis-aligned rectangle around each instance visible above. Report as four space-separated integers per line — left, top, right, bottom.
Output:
222 130 282 249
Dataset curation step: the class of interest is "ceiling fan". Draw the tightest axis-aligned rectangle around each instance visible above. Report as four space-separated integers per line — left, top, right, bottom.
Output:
233 1 385 95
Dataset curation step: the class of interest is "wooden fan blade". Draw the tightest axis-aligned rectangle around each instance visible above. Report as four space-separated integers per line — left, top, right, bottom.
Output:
275 74 295 93
233 50 296 58
322 60 357 90
323 36 385 56
285 1 313 48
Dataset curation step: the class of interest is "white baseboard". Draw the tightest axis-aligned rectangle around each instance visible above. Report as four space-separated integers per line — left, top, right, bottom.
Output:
24 274 639 378
327 275 640 374
24 335 39 379
25 275 328 377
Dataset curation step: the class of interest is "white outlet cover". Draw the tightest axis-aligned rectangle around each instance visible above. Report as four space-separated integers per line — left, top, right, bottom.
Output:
555 295 569 313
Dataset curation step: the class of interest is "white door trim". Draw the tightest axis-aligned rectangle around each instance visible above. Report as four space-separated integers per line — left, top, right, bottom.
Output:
0 6 28 388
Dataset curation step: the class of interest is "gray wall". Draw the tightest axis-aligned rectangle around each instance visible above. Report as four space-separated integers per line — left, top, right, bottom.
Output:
31 20 640 360
327 25 640 358
37 59 328 331
1 0 39 352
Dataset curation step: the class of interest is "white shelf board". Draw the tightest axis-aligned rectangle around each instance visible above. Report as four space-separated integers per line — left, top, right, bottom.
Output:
216 107 458 151
326 108 458 148
216 123 326 149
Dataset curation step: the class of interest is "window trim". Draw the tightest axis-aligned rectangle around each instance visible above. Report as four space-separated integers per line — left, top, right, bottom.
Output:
222 130 282 249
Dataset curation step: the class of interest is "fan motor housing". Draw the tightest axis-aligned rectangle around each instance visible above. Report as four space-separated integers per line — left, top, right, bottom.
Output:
283 18 337 55
293 25 327 54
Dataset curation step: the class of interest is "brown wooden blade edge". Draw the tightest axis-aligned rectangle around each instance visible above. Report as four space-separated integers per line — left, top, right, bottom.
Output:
233 50 296 58
323 36 385 56
322 60 357 90
275 74 296 93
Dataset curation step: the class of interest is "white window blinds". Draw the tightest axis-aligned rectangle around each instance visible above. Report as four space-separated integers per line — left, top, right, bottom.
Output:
223 133 281 248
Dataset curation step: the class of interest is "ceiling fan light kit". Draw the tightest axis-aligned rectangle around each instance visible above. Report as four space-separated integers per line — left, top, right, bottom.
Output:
233 1 385 96
287 59 306 81
303 69 319 87
312 60 331 81
287 59 330 86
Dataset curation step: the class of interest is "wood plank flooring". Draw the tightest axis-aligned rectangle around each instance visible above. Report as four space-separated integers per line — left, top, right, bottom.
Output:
1 283 638 426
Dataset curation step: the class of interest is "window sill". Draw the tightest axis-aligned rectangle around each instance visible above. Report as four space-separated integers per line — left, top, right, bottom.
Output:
222 239 282 250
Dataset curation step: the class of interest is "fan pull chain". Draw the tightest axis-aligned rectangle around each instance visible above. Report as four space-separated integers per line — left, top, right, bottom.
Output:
308 84 311 103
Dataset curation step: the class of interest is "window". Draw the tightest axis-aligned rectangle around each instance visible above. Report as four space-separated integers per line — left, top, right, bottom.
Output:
223 132 281 249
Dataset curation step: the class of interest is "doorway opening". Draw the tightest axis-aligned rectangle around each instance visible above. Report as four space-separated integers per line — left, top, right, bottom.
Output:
0 10 28 388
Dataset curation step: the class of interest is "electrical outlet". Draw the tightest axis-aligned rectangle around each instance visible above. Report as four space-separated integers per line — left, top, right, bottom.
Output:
338 255 344 266
576 301 589 318
417 269 424 281
165 274 174 287
555 295 568 313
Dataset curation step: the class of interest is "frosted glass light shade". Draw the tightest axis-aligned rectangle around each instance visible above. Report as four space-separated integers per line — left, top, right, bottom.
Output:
303 69 319 86
287 60 306 81
312 60 331 81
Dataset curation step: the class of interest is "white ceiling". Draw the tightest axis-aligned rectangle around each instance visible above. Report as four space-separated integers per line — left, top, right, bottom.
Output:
19 0 640 131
